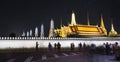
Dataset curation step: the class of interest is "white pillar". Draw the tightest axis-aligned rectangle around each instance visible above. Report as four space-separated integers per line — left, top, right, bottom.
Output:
30 29 32 37
40 24 44 37
27 31 29 37
35 27 38 37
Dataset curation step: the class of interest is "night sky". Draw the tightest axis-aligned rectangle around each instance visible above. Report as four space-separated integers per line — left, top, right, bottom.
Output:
0 0 120 37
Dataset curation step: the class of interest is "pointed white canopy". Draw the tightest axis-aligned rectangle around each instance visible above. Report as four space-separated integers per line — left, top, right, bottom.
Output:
30 29 32 36
35 27 38 37
40 24 44 37
71 11 77 26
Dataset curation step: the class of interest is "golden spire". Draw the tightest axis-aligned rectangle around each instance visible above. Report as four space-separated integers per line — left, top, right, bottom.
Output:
111 22 115 32
71 11 77 26
60 18 62 28
87 13 90 26
100 15 105 28
109 20 118 36
100 14 107 35
110 20 117 33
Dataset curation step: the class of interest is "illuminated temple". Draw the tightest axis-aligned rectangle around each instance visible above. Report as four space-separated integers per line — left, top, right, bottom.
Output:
53 12 108 37
20 11 119 38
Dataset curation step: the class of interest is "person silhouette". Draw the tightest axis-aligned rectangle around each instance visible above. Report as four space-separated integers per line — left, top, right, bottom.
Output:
57 42 61 52
78 43 82 51
71 43 75 51
48 42 52 51
36 42 39 51
54 43 57 51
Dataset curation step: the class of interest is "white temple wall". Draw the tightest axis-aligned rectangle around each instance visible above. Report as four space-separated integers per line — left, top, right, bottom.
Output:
0 39 119 49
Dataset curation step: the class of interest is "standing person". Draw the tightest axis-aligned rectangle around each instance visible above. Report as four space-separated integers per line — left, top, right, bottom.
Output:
90 44 96 54
72 43 75 51
105 42 110 55
114 42 119 54
36 42 39 51
71 43 73 51
109 43 113 55
114 42 120 60
83 43 86 48
54 43 57 51
103 43 106 54
71 43 75 51
113 42 119 53
115 42 118 48
78 43 82 51
57 42 61 52
83 43 86 52
48 42 52 51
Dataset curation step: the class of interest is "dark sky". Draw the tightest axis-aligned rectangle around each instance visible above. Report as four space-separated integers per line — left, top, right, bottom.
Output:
0 0 120 37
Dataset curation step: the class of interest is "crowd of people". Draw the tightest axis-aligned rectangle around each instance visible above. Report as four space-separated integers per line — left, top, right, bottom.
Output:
35 41 120 60
48 42 61 52
35 42 120 54
102 42 119 54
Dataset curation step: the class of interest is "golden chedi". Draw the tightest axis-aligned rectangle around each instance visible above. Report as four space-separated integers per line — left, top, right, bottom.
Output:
109 23 118 36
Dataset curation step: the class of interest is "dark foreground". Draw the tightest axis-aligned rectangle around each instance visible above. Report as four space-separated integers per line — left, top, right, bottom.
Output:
0 41 120 62
0 48 120 62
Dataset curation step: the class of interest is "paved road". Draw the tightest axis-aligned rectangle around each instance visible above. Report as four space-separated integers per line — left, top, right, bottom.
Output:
35 53 119 62
0 51 119 62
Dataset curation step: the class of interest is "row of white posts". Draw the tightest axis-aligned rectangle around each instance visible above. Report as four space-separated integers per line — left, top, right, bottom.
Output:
0 37 81 40
0 37 119 40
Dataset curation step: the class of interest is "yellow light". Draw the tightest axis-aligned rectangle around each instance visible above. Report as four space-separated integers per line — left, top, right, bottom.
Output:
77 26 99 32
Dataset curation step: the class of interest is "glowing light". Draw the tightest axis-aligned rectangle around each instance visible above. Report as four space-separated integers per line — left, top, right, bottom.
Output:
77 26 99 32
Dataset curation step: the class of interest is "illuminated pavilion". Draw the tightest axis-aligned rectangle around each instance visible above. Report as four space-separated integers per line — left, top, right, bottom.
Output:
54 12 108 37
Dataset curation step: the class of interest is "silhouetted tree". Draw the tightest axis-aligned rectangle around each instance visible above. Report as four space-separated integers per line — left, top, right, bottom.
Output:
9 33 16 37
